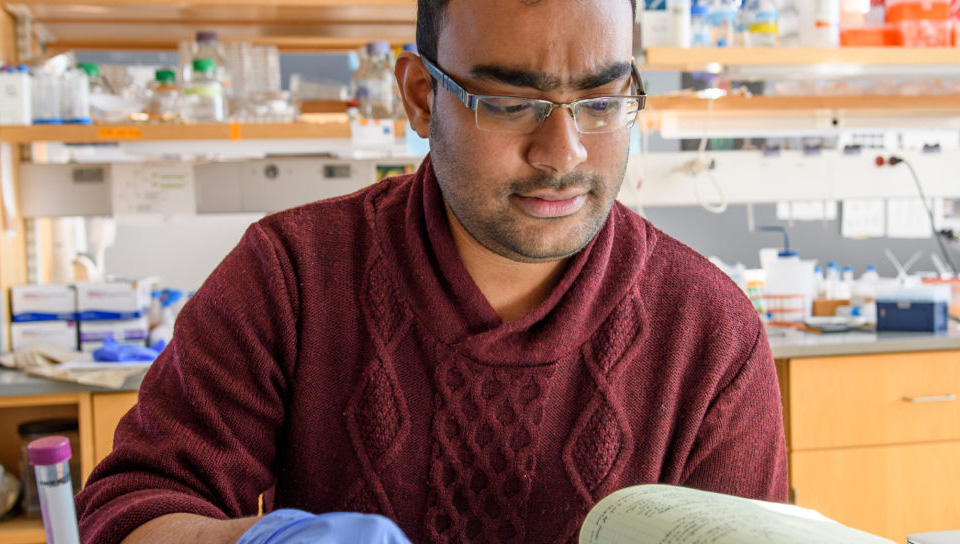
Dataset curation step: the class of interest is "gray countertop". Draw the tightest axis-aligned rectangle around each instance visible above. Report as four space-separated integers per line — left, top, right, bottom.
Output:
768 324 960 359
3 325 960 397
0 367 143 398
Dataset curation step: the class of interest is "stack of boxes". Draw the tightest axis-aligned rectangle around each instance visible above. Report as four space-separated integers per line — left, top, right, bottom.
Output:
9 279 154 352
76 280 152 352
10 284 79 351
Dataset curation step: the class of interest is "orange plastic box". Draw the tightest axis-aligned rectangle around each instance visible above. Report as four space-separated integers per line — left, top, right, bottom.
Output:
840 25 902 46
886 0 950 23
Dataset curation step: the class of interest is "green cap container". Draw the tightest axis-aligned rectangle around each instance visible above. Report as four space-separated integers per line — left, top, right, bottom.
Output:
77 62 100 77
192 58 216 74
155 68 176 83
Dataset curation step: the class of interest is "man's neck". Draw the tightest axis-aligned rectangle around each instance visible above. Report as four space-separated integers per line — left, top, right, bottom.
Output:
445 206 568 323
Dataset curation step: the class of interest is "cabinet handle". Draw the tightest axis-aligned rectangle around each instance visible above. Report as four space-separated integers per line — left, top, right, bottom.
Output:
902 394 957 403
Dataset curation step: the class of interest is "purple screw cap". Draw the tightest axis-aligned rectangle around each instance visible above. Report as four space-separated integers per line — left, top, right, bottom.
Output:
366 40 391 56
27 436 72 466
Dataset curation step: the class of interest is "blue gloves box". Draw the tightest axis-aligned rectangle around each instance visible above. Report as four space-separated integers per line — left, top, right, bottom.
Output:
877 285 950 333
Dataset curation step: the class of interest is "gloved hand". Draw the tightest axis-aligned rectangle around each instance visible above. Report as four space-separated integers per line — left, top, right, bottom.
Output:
237 509 412 544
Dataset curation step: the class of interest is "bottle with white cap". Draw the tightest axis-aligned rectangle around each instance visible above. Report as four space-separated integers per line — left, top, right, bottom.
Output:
27 436 80 544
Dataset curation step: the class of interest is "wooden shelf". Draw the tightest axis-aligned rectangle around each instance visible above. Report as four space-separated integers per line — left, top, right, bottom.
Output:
0 119 352 143
0 515 45 544
643 46 960 71
647 94 960 112
8 0 416 51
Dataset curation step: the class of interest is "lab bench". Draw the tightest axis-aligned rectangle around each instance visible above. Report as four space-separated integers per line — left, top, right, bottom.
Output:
0 369 141 544
1 328 959 543
771 326 960 543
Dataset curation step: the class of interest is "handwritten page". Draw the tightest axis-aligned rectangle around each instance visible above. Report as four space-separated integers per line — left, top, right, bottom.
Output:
579 485 895 544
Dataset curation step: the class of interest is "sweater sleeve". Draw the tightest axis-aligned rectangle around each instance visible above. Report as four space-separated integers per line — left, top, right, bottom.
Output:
76 222 300 544
680 323 789 502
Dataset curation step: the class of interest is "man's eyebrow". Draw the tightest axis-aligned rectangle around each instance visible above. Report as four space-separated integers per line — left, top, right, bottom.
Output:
468 61 632 92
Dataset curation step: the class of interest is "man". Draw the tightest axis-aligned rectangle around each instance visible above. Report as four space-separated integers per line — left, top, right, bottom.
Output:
77 0 788 542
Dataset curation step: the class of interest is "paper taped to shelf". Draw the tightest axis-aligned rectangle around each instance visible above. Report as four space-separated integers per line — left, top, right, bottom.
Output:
111 162 197 224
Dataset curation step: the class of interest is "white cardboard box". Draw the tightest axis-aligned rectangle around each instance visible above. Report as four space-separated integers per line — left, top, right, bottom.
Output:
11 284 77 322
11 320 78 351
76 280 152 320
79 316 150 352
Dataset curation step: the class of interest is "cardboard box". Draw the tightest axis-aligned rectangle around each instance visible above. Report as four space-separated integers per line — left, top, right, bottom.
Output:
11 284 77 322
76 280 152 321
11 320 78 351
877 285 950 333
79 316 150 352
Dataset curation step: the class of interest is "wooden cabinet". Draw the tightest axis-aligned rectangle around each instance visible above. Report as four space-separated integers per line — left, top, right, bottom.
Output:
777 350 960 542
0 389 139 544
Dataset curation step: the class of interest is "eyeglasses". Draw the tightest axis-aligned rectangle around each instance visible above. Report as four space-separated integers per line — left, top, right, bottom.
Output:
420 55 647 135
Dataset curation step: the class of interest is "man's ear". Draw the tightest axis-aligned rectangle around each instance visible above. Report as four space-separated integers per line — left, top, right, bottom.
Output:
395 52 433 138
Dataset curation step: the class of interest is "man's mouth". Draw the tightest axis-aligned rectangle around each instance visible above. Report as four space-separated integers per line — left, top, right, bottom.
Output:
513 191 587 218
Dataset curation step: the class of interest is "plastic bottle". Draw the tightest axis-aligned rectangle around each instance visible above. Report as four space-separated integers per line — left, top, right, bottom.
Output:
813 0 841 47
146 68 181 123
32 68 62 124
667 0 693 47
78 63 108 95
354 41 397 120
185 31 231 96
742 0 781 46
59 67 91 125
861 264 880 282
182 59 226 123
837 265 855 299
825 261 841 299
691 2 713 46
813 265 825 298
27 436 80 544
708 0 742 46
148 288 182 348
0 64 32 125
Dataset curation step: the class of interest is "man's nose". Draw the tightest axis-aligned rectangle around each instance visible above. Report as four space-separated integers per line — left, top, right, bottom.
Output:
525 107 588 176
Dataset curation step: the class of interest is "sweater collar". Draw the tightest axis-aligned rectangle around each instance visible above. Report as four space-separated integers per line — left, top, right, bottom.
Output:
372 155 651 366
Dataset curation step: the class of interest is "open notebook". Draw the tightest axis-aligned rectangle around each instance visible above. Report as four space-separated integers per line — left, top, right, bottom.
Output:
579 484 896 544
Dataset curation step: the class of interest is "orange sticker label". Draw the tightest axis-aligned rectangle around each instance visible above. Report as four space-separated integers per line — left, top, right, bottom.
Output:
97 127 142 140
229 123 242 140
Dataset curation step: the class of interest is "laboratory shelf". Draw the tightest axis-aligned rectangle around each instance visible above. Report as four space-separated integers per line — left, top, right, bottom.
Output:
647 94 960 112
7 0 417 51
0 119 353 144
643 46 960 71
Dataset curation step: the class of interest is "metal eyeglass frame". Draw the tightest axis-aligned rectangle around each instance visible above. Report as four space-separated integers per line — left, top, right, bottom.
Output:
419 55 647 134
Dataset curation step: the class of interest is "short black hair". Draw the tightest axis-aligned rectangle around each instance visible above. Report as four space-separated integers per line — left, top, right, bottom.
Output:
416 0 638 64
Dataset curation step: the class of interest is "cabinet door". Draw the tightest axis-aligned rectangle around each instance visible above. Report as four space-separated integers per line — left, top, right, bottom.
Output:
90 392 138 476
791 441 960 543
786 351 960 450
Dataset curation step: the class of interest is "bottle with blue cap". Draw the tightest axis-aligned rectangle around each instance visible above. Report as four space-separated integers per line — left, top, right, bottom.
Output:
759 226 815 324
0 64 33 125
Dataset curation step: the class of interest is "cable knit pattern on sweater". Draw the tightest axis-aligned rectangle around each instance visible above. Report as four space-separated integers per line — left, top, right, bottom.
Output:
76 155 788 544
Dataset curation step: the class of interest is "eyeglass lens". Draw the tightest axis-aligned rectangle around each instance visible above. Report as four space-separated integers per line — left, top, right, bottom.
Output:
475 96 640 134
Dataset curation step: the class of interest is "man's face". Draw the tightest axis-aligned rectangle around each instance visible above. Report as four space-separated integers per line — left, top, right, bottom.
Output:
428 0 635 263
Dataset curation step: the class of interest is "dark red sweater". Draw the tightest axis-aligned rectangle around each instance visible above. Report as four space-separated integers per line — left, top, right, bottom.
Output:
77 156 787 544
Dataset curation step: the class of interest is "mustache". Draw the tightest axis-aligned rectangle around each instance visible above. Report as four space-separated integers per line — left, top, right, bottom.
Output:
506 171 598 195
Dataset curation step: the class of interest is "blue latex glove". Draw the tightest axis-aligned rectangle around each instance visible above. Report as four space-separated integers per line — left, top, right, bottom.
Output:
92 336 161 362
237 509 412 544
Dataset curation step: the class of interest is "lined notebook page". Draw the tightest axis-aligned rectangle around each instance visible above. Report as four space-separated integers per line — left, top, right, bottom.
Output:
578 485 896 544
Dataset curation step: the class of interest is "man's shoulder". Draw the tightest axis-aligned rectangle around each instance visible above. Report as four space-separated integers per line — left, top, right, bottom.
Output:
621 211 755 320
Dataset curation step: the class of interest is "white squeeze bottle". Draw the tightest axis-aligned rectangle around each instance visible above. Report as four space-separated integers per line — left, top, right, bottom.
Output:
28 436 80 544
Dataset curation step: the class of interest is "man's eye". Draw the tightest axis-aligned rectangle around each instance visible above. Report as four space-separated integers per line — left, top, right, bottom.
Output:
480 99 533 117
583 99 620 114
